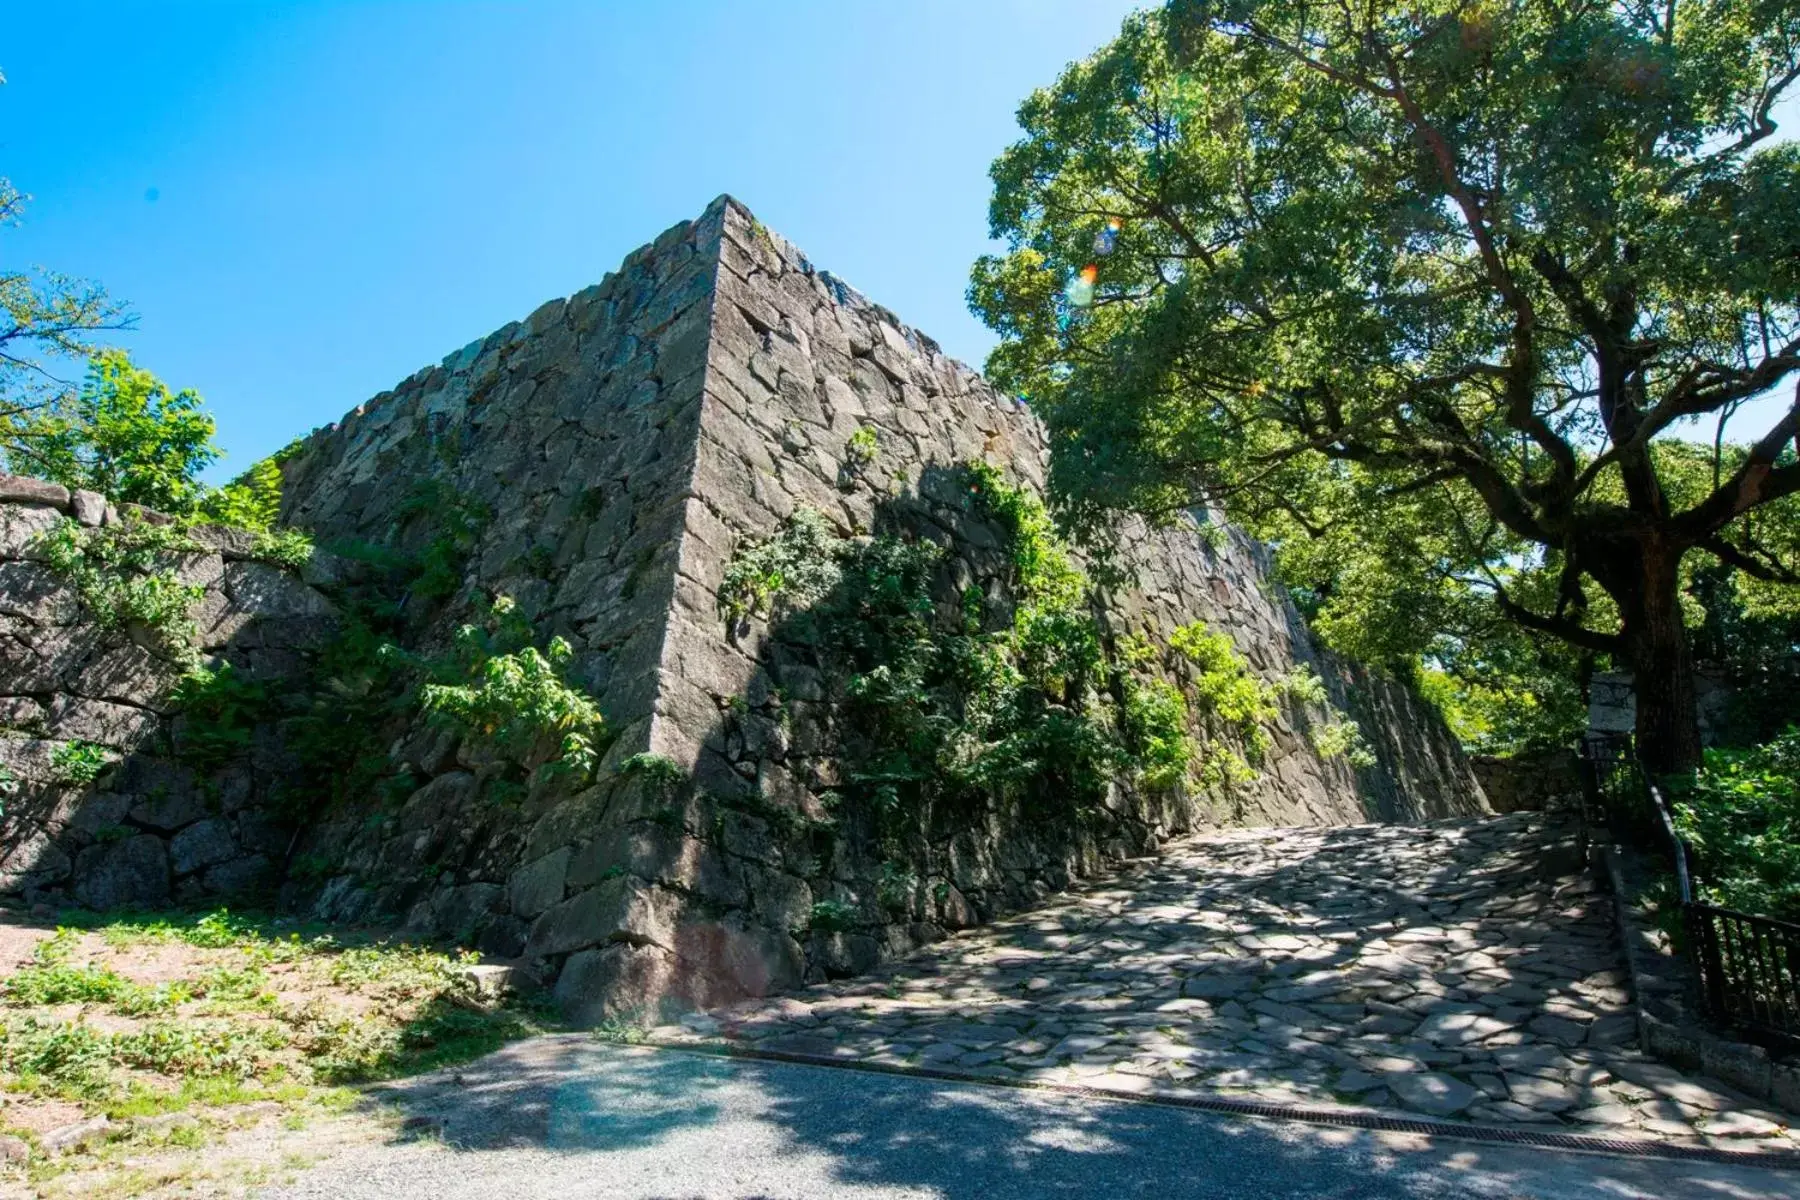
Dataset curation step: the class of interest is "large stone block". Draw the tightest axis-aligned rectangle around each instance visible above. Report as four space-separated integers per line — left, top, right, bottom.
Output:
73 835 170 909
553 942 676 1025
508 847 570 919
523 876 680 959
170 819 240 876
0 474 70 509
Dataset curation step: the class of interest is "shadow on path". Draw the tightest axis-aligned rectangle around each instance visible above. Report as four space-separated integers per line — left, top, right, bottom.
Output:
274 1039 1800 1200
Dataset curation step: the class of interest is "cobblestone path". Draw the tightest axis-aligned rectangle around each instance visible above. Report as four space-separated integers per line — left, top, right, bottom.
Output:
652 813 1799 1154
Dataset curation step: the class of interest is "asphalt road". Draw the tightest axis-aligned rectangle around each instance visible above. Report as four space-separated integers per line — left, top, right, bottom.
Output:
262 1038 1800 1200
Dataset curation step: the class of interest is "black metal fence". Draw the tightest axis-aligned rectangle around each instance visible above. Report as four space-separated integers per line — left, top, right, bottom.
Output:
1577 734 1800 1047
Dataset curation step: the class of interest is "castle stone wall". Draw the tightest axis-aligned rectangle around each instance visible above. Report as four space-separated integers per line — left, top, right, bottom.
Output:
0 477 336 910
271 197 1488 1021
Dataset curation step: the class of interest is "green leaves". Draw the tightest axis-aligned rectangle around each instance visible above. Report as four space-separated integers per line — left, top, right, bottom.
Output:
418 595 607 782
1170 621 1275 772
197 452 287 531
34 516 208 667
717 506 846 627
49 740 113 786
21 351 220 513
1671 727 1800 921
975 0 1800 759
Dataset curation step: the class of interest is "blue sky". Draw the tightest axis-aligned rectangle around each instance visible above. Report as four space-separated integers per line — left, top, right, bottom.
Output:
3 3 1795 480
3 1 1143 479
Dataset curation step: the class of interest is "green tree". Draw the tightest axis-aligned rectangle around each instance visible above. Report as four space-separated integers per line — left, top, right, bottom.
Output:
0 71 134 474
972 0 1800 772
21 350 220 513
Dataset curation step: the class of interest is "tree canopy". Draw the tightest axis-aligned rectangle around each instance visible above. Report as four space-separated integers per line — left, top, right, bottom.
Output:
19 350 220 512
1 71 134 476
972 0 1800 770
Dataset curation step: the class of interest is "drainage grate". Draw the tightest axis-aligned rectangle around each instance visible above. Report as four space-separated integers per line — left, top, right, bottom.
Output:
646 1038 1800 1171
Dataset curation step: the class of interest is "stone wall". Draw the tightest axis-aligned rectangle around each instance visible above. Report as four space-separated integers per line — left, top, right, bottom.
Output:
271 209 724 969
1470 748 1583 814
0 475 336 910
1587 669 1735 746
269 196 1489 1022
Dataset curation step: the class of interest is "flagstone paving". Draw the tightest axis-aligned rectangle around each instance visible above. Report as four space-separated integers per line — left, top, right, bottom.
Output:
651 812 1800 1155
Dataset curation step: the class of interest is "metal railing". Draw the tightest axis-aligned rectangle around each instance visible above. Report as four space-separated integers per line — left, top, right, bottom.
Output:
1578 733 1800 1047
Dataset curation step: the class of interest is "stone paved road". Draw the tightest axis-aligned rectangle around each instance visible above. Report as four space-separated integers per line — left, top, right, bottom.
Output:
654 813 1799 1154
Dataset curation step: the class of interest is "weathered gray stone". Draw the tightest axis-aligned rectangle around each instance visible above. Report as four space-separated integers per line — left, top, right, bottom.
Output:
220 561 337 620
554 942 675 1026
73 835 169 909
524 878 681 959
0 501 64 558
1385 1071 1480 1117
200 854 272 896
0 829 71 888
509 847 571 919
1183 971 1262 999
129 787 209 833
40 1115 110 1155
70 489 106 527
1414 1009 1514 1046
0 562 76 624
48 697 158 749
1502 1072 1578 1113
0 473 70 508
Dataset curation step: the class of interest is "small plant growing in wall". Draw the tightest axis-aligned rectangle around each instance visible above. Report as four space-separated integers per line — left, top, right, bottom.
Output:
618 752 685 791
35 518 209 667
717 507 844 628
846 425 879 466
246 528 314 570
169 661 274 774
1121 675 1194 790
803 899 858 935
876 862 917 913
51 740 114 786
1277 665 1378 768
396 478 491 603
419 595 607 781
1169 621 1278 777
1311 718 1378 769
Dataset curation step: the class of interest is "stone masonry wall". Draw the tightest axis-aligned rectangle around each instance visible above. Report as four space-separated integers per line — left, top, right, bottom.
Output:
268 196 1489 1023
0 475 336 910
272 207 728 967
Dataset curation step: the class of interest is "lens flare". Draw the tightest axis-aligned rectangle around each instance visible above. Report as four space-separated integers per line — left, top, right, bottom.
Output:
1093 219 1122 256
1066 263 1099 308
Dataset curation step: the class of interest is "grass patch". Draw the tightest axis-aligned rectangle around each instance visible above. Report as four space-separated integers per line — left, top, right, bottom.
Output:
0 905 555 1183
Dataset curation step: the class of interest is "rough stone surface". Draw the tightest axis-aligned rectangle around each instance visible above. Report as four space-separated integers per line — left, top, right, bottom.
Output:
39 1116 111 1156
72 835 170 910
651 813 1799 1152
1471 749 1582 814
0 480 338 909
266 196 1489 1021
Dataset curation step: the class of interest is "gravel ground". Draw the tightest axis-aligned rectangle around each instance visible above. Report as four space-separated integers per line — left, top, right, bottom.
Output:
256 1039 1800 1200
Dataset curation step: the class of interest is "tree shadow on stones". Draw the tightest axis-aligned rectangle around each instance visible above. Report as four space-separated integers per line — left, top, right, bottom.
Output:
669 459 1417 1003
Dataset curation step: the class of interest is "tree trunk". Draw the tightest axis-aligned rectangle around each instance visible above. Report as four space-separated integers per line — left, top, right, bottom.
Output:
1621 545 1703 776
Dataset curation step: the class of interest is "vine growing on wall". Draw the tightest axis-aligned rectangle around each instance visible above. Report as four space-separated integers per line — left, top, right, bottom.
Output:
720 463 1201 850
35 518 210 667
718 459 1386 862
